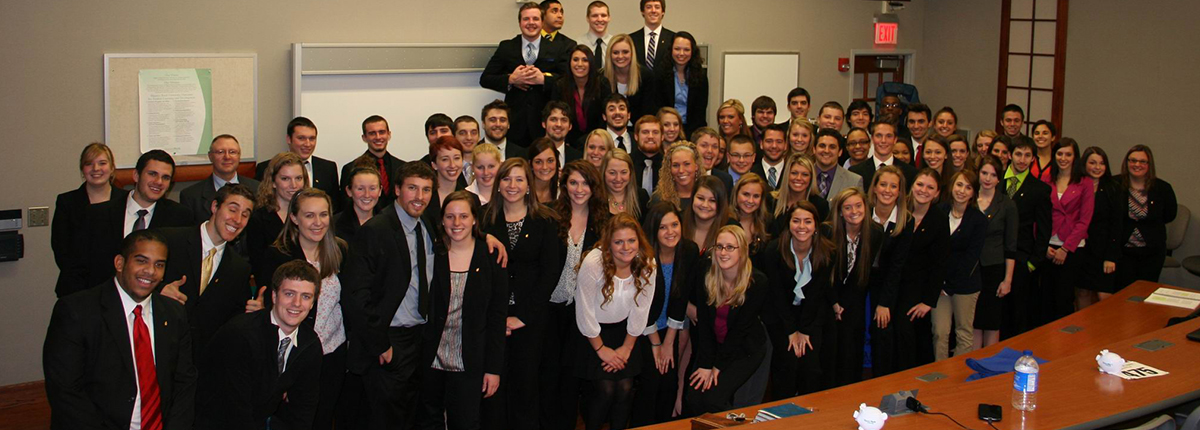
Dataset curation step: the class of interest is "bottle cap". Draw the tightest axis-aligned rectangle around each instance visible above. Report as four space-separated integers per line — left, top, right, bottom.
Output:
1023 350 1032 356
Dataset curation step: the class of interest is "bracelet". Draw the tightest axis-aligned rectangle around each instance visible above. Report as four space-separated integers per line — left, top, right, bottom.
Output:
650 342 663 347
594 344 603 352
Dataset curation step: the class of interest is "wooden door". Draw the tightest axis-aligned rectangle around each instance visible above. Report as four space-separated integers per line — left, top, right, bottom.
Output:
853 55 906 102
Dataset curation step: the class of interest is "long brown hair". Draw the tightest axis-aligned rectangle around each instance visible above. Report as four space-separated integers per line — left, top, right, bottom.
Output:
866 165 910 237
602 149 642 219
733 173 772 247
595 213 656 307
682 175 733 252
274 188 345 279
552 160 609 242
777 200 833 272
258 152 310 213
485 157 553 226
829 188 874 286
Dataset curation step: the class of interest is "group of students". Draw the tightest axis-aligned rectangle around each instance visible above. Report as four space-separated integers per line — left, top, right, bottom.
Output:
43 1 1181 430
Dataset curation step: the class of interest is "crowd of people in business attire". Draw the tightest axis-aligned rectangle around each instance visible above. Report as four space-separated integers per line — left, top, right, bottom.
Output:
43 1 1179 430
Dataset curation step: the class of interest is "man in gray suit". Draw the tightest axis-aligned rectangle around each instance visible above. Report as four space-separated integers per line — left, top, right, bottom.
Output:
812 128 862 201
180 134 259 222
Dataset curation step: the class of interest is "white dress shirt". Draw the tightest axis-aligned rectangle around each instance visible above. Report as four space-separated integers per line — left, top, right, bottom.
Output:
760 158 785 186
124 192 157 237
270 311 300 373
642 25 663 65
606 128 632 152
212 173 239 191
489 138 509 161
302 158 315 187
116 279 155 430
575 249 656 338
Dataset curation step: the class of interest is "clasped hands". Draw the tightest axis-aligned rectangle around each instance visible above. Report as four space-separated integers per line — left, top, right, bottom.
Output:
508 65 546 90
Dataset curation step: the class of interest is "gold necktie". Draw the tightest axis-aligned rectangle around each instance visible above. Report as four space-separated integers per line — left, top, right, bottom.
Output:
199 248 217 295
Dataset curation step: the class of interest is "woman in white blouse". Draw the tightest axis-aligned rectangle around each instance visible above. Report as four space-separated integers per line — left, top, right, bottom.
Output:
575 213 657 430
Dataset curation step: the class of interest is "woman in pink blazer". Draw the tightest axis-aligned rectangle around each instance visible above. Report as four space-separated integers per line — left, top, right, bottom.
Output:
1043 138 1093 324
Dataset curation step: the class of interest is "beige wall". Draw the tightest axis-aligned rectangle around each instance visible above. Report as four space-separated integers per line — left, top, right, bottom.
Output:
0 0 923 385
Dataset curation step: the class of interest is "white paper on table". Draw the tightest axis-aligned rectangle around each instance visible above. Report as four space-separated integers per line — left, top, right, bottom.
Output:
1143 288 1200 309
138 68 212 155
1115 361 1170 380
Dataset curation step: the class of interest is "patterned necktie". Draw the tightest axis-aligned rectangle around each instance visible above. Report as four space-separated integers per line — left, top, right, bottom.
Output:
277 337 290 374
377 157 390 193
646 31 657 68
1007 176 1020 197
133 305 163 430
594 38 605 70
199 248 217 295
132 209 149 232
768 166 778 189
525 42 536 65
819 172 830 197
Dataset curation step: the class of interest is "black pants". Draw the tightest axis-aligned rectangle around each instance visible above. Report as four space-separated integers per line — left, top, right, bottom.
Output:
312 343 347 430
1002 259 1034 339
1042 248 1085 324
683 346 766 415
830 281 870 387
539 303 583 430
482 320 543 430
767 324 824 399
418 367 484 430
1115 246 1166 291
630 329 679 427
363 325 423 430
888 298 933 372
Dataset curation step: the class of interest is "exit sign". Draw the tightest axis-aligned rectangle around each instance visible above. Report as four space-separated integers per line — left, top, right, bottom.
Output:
875 22 899 45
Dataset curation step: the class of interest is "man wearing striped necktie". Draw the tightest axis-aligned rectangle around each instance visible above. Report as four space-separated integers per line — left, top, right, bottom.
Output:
630 0 676 74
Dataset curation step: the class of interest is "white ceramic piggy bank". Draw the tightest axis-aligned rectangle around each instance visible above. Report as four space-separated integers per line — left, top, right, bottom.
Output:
1096 349 1126 375
854 403 888 430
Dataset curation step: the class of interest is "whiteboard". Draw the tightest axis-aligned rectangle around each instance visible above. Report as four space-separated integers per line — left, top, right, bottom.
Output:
721 52 801 112
302 72 500 167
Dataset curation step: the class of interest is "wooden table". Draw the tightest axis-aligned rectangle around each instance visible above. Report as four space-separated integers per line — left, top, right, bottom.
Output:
641 281 1200 430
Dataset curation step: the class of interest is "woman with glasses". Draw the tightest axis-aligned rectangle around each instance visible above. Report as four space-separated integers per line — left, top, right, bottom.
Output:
1114 145 1177 290
843 128 873 169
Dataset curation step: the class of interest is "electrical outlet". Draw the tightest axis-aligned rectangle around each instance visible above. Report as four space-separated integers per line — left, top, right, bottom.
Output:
28 207 49 227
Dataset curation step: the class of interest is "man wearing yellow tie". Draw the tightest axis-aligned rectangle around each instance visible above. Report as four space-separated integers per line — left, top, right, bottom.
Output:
539 0 575 46
157 183 258 361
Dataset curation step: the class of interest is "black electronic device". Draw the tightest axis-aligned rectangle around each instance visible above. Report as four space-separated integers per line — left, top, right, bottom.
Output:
1187 327 1200 342
978 404 1002 422
0 231 23 262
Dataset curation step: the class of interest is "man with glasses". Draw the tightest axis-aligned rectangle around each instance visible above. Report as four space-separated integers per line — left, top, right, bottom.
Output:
725 134 757 184
182 134 259 222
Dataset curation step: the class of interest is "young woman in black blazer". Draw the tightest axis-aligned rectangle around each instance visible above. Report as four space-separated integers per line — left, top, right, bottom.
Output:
575 213 657 430
824 187 884 388
863 165 913 377
247 152 309 280
733 173 773 262
1077 147 1124 307
762 200 834 398
551 45 611 145
258 188 348 430
931 169 988 361
333 164 382 244
479 158 563 430
683 176 737 254
53 143 126 297
630 202 701 426
539 161 608 430
418 191 508 430
603 34 660 120
900 169 950 368
971 158 1018 349
769 155 831 236
1114 145 1177 290
604 150 651 221
684 225 771 415
660 31 708 137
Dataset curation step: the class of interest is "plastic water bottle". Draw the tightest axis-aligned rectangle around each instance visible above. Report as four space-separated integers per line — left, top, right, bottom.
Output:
1012 350 1039 411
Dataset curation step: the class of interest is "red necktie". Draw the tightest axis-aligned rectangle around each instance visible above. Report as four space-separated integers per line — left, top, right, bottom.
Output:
377 157 390 195
133 305 163 430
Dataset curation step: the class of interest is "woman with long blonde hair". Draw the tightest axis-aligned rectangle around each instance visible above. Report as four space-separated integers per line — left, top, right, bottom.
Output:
732 173 773 259
716 99 751 143
651 141 701 211
770 154 830 235
603 149 649 219
602 33 660 119
824 187 885 388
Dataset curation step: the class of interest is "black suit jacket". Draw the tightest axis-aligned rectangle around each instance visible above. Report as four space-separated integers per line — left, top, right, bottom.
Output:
848 158 919 188
1116 177 1177 250
83 196 194 294
942 205 988 295
645 239 700 332
422 239 509 376
245 207 285 283
692 268 770 370
899 207 950 308
256 155 340 212
480 35 572 149
332 209 371 245
750 159 786 191
195 310 322 430
43 282 196 430
761 238 833 338
180 175 260 222
632 150 663 194
1085 178 1125 263
158 226 254 360
52 185 125 297
657 67 709 136
1006 173 1053 265
871 215 912 309
629 27 676 74
482 208 562 328
550 77 612 146
707 169 734 198
340 207 429 373
340 151 404 210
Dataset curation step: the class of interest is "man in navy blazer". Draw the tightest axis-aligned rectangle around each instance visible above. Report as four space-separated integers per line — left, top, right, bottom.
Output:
180 134 259 222
629 0 675 74
480 3 571 152
256 117 340 212
44 230 196 430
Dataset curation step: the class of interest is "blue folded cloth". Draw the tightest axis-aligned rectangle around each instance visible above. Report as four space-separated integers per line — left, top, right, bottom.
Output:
965 347 1048 381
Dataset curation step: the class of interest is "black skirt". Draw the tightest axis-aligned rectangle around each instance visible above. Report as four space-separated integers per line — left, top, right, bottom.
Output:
577 321 643 380
1078 249 1116 293
974 264 1006 330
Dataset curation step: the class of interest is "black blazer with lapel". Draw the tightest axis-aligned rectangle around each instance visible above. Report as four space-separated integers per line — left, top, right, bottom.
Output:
645 239 701 332
43 281 196 430
426 176 470 225
848 158 919 188
900 207 950 309
632 150 663 194
158 225 254 359
245 207 285 284
624 65 663 120
749 159 785 192
84 196 194 293
870 215 913 310
340 151 405 210
422 239 509 376
340 206 424 373
256 155 340 212
550 77 612 146
761 238 833 338
195 310 322 430
481 206 562 329
1085 178 1125 263
657 67 709 136
942 205 988 295
52 185 125 298
629 27 676 74
180 175 260 222
1116 177 1177 251
1006 173 1053 266
332 209 372 245
480 34 572 148
692 267 770 370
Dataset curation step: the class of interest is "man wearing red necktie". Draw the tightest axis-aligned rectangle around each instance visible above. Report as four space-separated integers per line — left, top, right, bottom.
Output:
44 230 196 430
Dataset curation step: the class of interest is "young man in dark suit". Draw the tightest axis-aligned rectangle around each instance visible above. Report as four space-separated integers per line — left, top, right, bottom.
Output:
542 101 583 164
601 93 634 152
79 150 194 295
629 0 674 74
341 115 405 210
849 121 918 187
195 260 323 430
480 3 571 151
691 127 734 192
180 134 259 222
538 0 575 46
157 184 257 360
44 230 196 430
481 100 528 161
751 123 788 190
256 117 340 211
1002 139 1052 337
632 114 664 196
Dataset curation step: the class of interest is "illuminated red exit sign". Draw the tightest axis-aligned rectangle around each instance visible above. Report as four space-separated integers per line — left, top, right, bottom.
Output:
875 22 899 45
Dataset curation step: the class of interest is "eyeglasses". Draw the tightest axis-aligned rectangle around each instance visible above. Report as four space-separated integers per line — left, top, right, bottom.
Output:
729 153 755 160
1127 159 1149 165
713 244 740 252
847 140 871 147
211 149 241 156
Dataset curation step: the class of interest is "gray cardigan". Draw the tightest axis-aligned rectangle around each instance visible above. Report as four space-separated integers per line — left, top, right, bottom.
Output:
980 191 1019 267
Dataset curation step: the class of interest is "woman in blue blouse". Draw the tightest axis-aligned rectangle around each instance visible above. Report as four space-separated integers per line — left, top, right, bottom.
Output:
659 31 708 137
